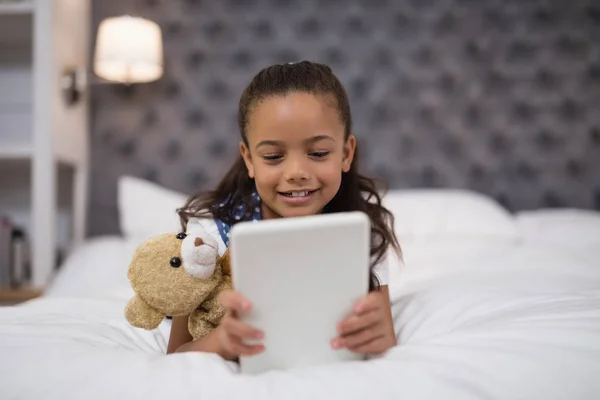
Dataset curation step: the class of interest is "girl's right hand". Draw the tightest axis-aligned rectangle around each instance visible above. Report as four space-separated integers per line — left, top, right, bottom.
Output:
217 290 265 359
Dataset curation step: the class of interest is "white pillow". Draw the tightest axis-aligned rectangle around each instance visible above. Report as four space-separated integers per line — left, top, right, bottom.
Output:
382 189 520 243
117 175 188 241
515 208 600 249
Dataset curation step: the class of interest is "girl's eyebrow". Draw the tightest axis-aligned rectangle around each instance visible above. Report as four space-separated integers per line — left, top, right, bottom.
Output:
255 135 335 149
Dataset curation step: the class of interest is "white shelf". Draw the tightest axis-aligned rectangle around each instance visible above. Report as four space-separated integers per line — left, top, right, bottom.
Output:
0 1 34 15
0 0 91 290
0 147 84 167
0 145 32 159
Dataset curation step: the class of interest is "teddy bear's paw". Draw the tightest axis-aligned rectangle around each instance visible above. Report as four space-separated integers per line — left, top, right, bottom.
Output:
188 314 218 342
125 296 165 330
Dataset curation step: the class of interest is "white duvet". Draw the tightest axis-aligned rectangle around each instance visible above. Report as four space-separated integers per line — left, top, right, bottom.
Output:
1 240 599 400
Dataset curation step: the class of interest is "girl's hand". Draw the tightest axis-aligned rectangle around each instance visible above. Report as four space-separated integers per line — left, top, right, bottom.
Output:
216 290 265 359
332 290 396 355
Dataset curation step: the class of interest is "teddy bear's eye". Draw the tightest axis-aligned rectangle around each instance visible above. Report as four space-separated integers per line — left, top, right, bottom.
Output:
176 232 187 240
170 257 182 268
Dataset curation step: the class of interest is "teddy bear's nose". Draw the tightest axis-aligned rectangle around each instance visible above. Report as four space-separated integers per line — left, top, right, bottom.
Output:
194 237 204 247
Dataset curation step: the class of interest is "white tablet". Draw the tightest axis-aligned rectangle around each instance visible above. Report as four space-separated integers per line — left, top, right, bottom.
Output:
229 211 371 375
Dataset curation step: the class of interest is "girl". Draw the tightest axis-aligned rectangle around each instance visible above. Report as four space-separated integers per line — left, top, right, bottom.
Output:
168 61 401 360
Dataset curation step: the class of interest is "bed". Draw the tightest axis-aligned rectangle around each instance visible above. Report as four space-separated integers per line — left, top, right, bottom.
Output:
1 177 599 399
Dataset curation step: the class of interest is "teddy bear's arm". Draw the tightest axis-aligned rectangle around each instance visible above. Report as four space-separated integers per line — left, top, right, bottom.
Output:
125 295 165 330
188 293 226 341
188 313 216 341
187 279 231 341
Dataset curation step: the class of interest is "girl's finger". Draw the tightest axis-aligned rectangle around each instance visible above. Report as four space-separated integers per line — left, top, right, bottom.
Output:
348 336 390 355
337 309 381 336
219 290 252 313
226 334 265 356
221 315 264 340
336 325 384 349
353 292 383 315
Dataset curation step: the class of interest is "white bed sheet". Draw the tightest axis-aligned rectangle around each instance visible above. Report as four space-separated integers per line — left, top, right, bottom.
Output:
0 236 599 399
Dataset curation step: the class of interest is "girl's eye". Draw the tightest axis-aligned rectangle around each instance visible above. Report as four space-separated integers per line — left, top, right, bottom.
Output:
263 154 283 161
310 151 329 158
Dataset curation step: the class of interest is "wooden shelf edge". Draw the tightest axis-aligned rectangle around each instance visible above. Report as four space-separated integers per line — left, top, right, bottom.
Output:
0 287 43 302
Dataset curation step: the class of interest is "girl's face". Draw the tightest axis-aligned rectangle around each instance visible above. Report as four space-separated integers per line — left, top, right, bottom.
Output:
240 92 356 220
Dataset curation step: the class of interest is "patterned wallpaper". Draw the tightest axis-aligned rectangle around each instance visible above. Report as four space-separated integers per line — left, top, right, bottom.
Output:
89 0 600 236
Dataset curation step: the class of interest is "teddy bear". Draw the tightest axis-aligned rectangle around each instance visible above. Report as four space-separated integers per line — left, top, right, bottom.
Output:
124 219 232 341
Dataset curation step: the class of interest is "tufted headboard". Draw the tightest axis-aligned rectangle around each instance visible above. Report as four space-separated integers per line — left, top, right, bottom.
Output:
89 0 600 236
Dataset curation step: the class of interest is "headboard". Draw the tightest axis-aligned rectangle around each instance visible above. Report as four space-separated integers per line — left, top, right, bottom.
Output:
89 0 600 236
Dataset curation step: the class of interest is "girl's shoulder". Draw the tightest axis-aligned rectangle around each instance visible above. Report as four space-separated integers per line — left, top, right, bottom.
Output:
186 216 227 256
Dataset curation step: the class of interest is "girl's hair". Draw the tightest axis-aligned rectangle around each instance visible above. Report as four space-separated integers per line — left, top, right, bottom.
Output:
178 61 400 290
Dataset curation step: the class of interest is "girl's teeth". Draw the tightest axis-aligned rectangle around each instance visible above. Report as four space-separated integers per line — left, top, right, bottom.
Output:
284 191 310 197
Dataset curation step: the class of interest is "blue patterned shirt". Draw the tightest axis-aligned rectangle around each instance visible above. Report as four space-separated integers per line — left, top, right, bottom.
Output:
215 189 262 247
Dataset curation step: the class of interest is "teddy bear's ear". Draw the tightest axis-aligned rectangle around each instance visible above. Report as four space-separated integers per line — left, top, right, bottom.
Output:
125 295 165 330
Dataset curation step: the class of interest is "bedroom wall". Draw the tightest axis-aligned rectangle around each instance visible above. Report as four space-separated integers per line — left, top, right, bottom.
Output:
89 0 600 236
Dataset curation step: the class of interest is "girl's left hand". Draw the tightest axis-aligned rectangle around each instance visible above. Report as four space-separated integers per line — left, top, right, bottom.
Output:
331 290 396 355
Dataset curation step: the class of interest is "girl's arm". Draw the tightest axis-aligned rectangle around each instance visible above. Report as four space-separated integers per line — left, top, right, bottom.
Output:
167 291 264 360
379 285 397 343
167 315 236 359
166 315 193 354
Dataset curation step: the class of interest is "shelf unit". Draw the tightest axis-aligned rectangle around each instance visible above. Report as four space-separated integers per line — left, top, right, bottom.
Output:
0 0 91 291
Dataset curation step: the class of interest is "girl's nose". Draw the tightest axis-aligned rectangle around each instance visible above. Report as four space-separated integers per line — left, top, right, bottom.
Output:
285 158 309 181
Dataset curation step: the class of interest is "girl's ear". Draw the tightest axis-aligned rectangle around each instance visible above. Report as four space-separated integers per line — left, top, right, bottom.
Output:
240 141 255 178
342 134 356 173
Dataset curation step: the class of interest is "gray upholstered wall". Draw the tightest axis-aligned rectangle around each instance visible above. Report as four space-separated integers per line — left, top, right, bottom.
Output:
89 0 600 236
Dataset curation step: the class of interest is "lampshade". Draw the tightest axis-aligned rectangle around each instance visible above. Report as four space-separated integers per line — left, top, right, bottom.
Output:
94 16 163 84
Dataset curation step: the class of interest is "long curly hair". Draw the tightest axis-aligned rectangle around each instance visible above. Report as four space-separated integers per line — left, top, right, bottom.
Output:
178 61 400 291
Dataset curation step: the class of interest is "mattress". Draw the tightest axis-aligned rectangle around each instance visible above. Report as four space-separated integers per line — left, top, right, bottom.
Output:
1 231 599 399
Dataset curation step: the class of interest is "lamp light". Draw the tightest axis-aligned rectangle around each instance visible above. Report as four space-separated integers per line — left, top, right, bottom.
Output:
93 15 163 84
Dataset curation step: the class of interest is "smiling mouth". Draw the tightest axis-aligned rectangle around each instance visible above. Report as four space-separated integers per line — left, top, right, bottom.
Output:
279 190 318 197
